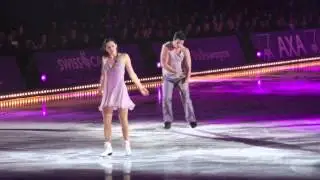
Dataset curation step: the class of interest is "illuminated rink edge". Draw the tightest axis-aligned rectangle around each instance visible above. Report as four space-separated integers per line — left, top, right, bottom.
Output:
0 58 320 108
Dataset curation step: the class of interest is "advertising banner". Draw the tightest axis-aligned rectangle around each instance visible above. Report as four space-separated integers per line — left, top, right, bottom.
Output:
251 28 320 61
34 44 143 88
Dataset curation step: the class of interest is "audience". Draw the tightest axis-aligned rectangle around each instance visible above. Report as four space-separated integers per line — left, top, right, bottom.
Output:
1 0 320 54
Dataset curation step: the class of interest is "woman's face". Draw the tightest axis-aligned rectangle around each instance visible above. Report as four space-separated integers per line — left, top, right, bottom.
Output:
172 39 184 48
105 40 117 55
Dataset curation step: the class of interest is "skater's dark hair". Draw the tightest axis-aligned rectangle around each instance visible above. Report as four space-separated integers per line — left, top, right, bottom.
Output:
173 31 186 41
101 38 117 57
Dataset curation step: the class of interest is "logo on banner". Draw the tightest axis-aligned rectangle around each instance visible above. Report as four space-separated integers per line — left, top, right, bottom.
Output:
191 49 230 61
56 51 101 72
278 35 307 58
304 29 320 53
154 35 245 71
254 29 320 61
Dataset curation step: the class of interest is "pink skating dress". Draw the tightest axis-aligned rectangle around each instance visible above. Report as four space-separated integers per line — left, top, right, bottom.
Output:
98 54 135 111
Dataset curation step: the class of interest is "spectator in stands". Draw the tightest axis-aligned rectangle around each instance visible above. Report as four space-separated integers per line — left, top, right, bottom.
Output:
0 32 5 54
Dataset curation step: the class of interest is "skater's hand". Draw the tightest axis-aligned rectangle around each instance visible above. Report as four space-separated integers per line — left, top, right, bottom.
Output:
98 86 103 95
139 86 149 96
183 77 190 84
175 72 186 78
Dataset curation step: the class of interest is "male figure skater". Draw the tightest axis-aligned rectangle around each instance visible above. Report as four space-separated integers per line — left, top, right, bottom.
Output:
160 31 197 129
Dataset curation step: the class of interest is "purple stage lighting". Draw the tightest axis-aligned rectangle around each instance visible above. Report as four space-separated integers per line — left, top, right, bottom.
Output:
256 51 262 57
41 74 47 82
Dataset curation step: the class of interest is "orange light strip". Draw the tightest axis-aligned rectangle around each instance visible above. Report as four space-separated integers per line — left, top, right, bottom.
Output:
0 82 162 109
192 60 320 80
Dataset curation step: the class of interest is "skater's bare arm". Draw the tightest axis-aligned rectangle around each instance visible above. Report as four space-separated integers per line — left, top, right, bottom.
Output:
99 57 107 88
183 48 192 80
160 44 176 73
124 53 143 89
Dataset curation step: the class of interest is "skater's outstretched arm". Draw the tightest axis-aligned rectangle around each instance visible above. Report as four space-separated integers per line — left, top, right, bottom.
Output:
124 53 149 96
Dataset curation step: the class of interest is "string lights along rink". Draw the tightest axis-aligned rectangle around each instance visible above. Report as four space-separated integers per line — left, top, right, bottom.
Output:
0 57 320 108
0 81 162 109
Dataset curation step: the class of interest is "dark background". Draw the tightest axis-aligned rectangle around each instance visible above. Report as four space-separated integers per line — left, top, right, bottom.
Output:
0 0 319 93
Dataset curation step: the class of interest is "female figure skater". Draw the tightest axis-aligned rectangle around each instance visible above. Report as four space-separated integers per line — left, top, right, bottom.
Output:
99 38 149 156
